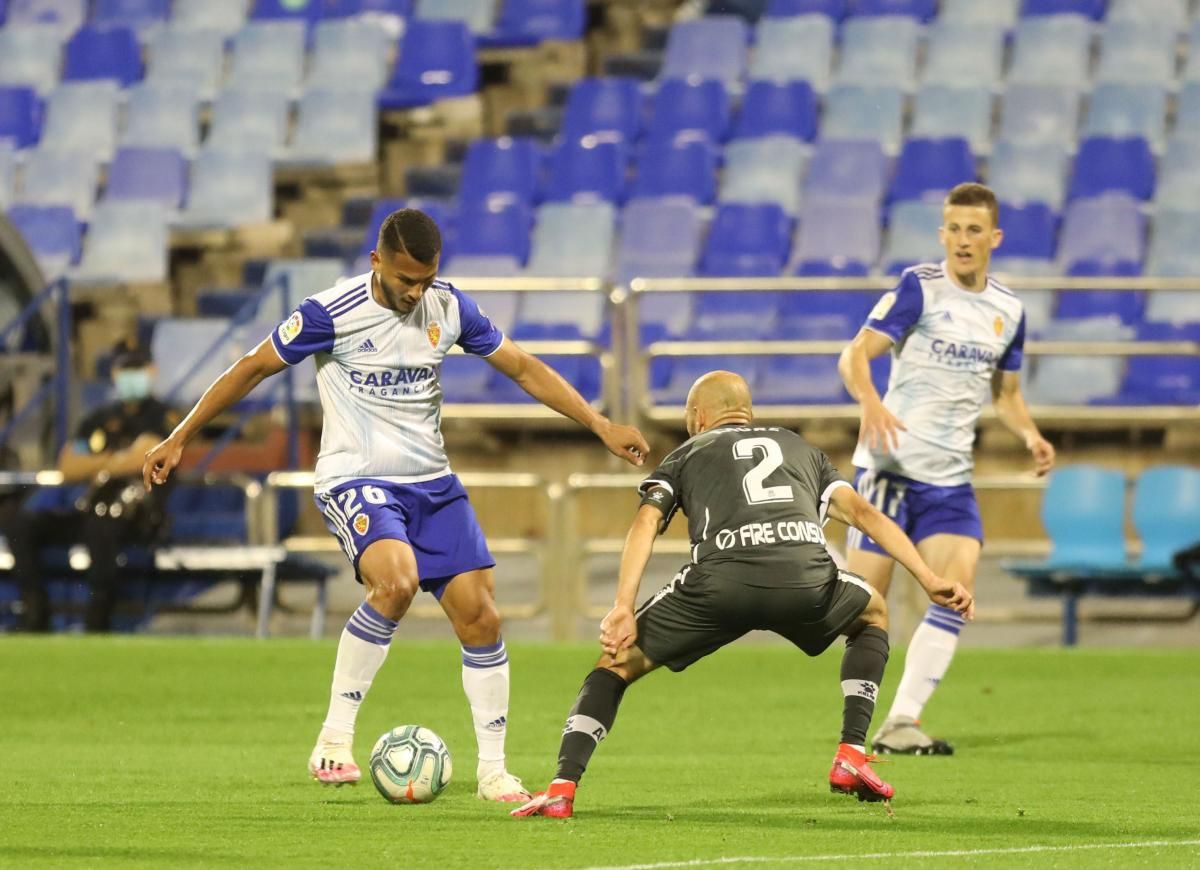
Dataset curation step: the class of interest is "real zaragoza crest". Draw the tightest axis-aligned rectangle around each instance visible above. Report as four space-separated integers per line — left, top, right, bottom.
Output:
426 321 441 348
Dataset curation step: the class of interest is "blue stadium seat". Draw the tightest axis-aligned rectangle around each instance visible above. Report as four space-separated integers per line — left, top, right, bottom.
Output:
250 0 320 20
1083 84 1168 152
1069 137 1156 201
749 15 834 92
631 138 717 204
997 202 1057 260
686 291 779 340
1025 318 1131 405
1056 285 1145 323
92 0 169 35
777 288 874 338
544 139 627 204
490 0 584 46
637 291 697 343
732 80 817 142
151 318 264 405
939 0 1018 26
910 86 992 154
171 0 248 36
205 89 291 155
765 0 844 17
445 202 532 270
104 146 187 208
1058 194 1145 277
288 88 377 164
561 77 642 144
6 203 80 277
790 199 879 277
1145 287 1200 324
1147 209 1200 275
837 16 918 91
0 25 63 96
17 147 98 217
145 25 226 98
650 355 760 405
988 141 1069 211
357 198 457 264
820 84 904 154
1108 0 1188 31
755 356 847 403
439 353 494 403
76 200 168 282
121 83 199 152
264 258 347 300
1020 0 1105 19
0 85 41 148
6 0 85 34
488 354 601 402
309 17 393 90
1095 21 1177 87
512 287 608 338
525 201 616 278
415 0 496 36
882 200 943 274
41 81 119 162
1008 15 1092 87
319 0 413 19
698 202 792 276
1133 465 1200 568
180 150 274 229
1037 466 1127 568
63 26 143 86
460 137 541 208
659 16 749 88
228 20 307 94
646 78 730 146
802 140 886 203
614 198 703 285
998 85 1081 148
718 135 809 215
854 0 935 19
921 21 1004 89
378 19 477 110
889 137 976 204
1119 325 1200 406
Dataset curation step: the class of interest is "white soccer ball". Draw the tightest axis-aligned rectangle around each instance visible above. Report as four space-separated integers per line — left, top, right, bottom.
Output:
368 725 452 804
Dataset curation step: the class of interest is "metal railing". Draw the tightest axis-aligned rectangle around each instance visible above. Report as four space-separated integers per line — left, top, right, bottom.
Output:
0 279 70 455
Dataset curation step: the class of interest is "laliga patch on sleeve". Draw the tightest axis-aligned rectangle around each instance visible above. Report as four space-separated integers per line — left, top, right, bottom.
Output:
279 311 303 345
869 292 896 321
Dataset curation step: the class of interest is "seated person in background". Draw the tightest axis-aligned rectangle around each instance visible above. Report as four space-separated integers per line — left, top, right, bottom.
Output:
1 347 178 632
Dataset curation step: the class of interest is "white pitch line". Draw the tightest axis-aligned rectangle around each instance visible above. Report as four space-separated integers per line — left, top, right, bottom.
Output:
578 839 1200 870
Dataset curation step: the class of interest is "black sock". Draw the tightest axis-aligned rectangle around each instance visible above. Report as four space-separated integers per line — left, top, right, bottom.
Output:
555 668 628 783
840 625 889 746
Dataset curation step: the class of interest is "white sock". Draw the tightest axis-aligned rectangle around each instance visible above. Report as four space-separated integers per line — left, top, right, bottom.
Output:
887 604 965 722
461 639 510 779
322 601 399 737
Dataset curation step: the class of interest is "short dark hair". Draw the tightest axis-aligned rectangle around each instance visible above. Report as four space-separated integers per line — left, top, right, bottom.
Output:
944 182 999 227
377 208 442 264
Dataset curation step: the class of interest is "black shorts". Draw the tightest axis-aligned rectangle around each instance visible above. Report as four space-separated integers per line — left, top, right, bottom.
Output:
634 565 874 672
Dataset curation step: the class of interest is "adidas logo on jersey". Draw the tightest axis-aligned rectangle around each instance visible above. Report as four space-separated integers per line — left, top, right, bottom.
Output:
355 338 380 354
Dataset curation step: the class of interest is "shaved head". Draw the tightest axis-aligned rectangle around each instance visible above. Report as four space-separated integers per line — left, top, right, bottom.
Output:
685 370 753 436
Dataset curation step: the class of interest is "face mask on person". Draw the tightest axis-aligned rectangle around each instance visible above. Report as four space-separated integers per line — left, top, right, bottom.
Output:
114 368 152 402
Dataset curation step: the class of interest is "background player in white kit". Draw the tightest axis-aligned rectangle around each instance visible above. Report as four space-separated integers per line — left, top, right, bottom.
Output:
142 209 650 800
838 184 1055 754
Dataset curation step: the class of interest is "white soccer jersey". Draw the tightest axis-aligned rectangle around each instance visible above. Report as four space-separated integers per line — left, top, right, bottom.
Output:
851 262 1027 486
268 273 504 493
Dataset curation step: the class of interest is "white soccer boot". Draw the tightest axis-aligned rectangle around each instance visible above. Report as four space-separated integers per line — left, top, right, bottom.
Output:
872 715 954 756
308 729 362 785
476 769 532 802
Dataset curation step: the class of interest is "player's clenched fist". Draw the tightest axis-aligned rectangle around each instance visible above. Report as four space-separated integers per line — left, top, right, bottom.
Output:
599 604 637 656
142 436 184 491
598 420 650 467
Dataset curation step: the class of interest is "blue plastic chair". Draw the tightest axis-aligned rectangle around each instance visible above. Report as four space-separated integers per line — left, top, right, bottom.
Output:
614 198 702 284
1107 0 1188 30
460 137 541 208
631 138 716 204
171 0 248 35
777 288 874 337
659 16 748 88
0 85 41 148
1095 21 1178 87
911 85 993 154
180 150 273 229
733 79 817 141
1069 137 1155 202
440 354 494 402
718 135 809 215
378 19 477 109
881 200 944 274
414 0 496 35
687 291 780 339
0 25 65 96
790 199 879 277
6 203 80 275
63 26 143 86
921 21 1005 88
227 20 307 93
646 78 730 146
205 88 290 155
837 16 918 90
1021 0 1105 18
765 0 844 17
998 84 1082 148
561 77 642 144
121 83 199 152
490 0 584 46
1118 324 1200 405
698 202 792 276
1009 15 1092 87
650 355 760 405
854 0 935 19
1154 135 1200 212
1041 466 1128 568
525 202 616 278
6 0 85 33
145 26 226 98
1133 467 1200 569
749 15 834 91
999 202 1057 260
888 137 976 204
105 146 187 208
989 141 1069 211
820 84 904 154
940 0 1019 26
452 202 533 264
802 140 886 203
755 355 847 403
76 200 168 282
544 138 627 204
288 87 377 164
91 0 170 34
1082 84 1168 152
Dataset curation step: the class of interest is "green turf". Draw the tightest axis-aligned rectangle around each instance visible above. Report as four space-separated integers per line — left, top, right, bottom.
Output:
2 638 1198 869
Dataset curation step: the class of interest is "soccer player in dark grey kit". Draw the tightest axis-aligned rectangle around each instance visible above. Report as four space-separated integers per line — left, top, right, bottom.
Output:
512 371 974 818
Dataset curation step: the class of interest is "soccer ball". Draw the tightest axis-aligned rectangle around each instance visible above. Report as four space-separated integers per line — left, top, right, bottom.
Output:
368 725 452 804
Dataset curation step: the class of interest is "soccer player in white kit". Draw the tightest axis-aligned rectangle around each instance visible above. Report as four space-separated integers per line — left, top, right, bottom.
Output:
838 184 1055 754
143 209 650 800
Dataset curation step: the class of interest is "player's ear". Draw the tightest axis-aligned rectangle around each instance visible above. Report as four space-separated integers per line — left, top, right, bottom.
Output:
369 249 381 269
990 228 1004 251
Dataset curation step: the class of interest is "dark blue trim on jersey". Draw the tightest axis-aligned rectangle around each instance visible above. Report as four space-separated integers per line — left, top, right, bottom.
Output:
327 288 369 319
866 270 924 342
987 277 1017 297
328 294 369 319
326 282 367 312
450 284 505 356
271 298 336 365
998 311 1026 372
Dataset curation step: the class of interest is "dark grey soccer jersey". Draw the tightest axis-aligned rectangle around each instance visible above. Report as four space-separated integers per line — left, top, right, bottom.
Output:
639 425 851 587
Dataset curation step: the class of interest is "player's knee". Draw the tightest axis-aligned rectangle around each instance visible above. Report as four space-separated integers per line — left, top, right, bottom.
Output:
456 601 502 646
362 568 419 618
861 590 889 631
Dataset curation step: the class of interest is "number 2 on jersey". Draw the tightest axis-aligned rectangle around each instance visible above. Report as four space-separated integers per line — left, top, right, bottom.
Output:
733 437 794 505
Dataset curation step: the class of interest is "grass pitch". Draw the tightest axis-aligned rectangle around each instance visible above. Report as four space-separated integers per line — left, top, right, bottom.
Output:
3 637 1198 869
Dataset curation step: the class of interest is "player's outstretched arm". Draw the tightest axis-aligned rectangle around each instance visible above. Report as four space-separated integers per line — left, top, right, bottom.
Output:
484 338 649 466
600 503 663 656
838 329 907 453
827 486 974 619
142 338 287 490
991 370 1055 476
